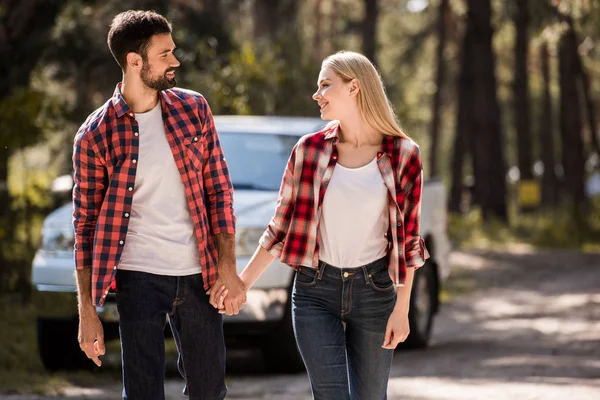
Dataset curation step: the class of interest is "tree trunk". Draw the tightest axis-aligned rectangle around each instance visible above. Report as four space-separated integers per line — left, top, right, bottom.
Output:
428 0 449 179
513 0 533 180
362 0 378 64
313 0 323 61
449 16 474 213
466 0 507 221
558 29 586 208
539 42 559 206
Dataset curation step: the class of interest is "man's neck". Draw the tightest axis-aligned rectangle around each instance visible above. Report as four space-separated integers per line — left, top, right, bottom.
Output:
121 75 160 113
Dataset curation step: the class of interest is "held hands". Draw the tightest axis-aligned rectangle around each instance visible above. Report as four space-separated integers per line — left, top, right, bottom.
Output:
382 307 410 349
78 310 105 367
207 270 247 316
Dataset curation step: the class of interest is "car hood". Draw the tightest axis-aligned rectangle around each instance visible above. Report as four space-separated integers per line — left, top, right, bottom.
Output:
44 191 279 230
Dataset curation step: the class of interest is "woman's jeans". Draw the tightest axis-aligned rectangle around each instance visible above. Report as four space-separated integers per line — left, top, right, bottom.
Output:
115 270 227 400
292 257 397 400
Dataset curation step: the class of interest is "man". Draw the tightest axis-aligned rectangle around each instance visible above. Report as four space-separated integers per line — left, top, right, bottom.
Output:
73 10 245 400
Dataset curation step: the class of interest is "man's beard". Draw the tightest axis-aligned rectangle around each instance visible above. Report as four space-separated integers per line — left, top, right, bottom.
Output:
140 63 176 92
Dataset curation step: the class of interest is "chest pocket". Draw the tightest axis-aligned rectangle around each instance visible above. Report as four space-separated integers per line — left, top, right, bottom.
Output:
186 137 204 172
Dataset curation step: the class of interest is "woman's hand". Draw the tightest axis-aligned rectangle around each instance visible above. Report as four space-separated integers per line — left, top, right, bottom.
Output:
382 307 410 349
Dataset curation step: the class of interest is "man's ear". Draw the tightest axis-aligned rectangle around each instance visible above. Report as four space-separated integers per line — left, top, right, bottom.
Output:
349 78 360 97
126 52 143 71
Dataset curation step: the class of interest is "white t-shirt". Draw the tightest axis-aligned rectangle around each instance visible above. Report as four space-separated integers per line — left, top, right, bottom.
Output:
317 157 389 268
118 101 201 276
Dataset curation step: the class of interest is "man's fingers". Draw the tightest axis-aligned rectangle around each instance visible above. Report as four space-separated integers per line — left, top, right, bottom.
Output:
218 289 229 309
80 342 102 366
208 283 227 307
224 300 234 316
93 338 106 356
382 323 393 347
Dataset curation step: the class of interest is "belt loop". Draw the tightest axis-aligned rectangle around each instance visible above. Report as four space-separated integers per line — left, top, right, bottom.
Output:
317 261 326 280
361 265 370 284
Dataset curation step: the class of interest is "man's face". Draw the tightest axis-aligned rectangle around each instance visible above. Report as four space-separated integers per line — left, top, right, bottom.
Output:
139 33 180 91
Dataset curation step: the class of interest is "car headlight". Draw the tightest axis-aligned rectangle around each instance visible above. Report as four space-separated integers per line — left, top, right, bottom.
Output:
40 227 75 252
235 227 265 258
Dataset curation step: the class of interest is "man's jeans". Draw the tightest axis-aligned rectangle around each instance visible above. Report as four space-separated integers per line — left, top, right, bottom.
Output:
292 257 397 400
115 270 226 400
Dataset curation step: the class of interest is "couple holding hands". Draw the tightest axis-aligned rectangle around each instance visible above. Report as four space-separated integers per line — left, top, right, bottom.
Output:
73 10 428 400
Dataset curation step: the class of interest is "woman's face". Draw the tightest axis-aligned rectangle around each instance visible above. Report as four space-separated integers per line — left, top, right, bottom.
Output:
312 67 355 120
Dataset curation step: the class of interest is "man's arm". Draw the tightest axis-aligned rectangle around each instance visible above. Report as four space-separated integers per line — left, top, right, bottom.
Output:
72 130 106 366
197 97 245 314
75 269 105 366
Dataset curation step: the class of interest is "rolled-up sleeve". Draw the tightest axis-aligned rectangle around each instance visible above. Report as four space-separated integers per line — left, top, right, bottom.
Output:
200 97 236 235
259 144 298 258
72 132 106 271
403 147 430 268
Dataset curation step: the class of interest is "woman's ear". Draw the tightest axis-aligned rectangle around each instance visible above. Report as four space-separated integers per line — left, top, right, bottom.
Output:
349 78 360 97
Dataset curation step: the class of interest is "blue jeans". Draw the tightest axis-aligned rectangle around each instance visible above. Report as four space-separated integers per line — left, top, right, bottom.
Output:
292 257 397 400
115 270 226 400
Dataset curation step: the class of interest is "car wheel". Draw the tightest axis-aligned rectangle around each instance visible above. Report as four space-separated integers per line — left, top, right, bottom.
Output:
404 261 437 348
37 318 92 371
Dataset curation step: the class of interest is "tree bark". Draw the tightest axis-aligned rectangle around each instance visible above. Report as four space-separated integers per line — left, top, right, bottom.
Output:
449 15 474 213
428 0 449 179
558 29 586 207
466 0 507 221
538 42 559 206
362 0 378 65
513 0 533 180
313 0 323 61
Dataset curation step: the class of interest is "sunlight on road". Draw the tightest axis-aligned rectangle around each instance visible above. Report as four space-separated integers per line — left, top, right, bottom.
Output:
388 376 600 400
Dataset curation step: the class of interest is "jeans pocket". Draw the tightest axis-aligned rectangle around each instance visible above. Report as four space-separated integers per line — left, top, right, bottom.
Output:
295 267 318 287
368 268 394 292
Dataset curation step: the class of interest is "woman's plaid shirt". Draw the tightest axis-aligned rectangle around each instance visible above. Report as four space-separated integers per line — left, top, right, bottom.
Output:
72 84 235 306
259 123 429 286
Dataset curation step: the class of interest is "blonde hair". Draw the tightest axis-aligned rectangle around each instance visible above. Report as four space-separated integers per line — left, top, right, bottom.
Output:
322 51 409 139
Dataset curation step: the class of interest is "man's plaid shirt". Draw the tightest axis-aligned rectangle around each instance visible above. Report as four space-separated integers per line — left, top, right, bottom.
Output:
259 123 429 286
72 84 235 306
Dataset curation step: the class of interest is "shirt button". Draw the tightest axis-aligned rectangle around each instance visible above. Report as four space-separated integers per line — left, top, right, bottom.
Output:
193 137 199 142
113 265 117 270
128 187 133 191
397 222 402 227
119 240 124 245
132 159 137 163
134 132 139 137
124 213 129 217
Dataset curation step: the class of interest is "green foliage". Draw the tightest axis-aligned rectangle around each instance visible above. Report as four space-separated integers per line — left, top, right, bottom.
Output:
0 89 46 148
448 199 600 251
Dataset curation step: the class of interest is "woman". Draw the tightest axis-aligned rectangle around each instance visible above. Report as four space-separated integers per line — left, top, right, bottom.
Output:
211 50 429 399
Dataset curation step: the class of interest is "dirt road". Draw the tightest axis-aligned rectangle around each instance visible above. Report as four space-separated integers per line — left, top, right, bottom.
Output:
3 247 600 399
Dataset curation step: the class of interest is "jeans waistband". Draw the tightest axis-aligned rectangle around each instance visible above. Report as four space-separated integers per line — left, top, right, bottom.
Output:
313 256 388 281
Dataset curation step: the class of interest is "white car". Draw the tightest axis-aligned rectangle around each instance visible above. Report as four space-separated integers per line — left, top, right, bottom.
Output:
32 116 452 372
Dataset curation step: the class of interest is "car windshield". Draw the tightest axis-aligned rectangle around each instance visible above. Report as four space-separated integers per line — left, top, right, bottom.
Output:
218 132 300 191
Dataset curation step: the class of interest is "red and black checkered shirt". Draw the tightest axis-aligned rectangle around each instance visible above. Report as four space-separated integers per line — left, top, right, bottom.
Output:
73 84 235 306
259 123 429 286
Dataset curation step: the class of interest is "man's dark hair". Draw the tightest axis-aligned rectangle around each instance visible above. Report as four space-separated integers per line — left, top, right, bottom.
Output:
107 10 172 70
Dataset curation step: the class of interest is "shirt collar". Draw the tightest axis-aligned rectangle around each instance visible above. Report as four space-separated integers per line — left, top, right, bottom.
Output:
111 83 173 118
324 121 398 157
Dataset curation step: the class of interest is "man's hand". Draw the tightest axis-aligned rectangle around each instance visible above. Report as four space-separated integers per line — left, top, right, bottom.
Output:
208 270 246 316
382 308 410 349
78 310 105 367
